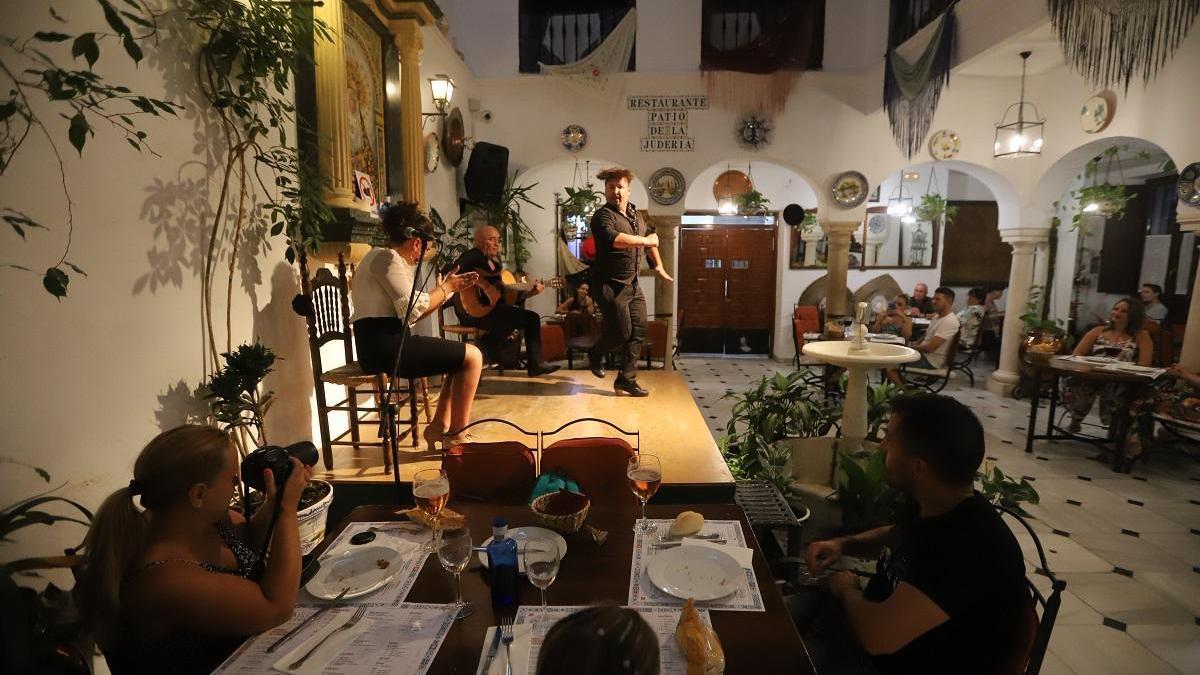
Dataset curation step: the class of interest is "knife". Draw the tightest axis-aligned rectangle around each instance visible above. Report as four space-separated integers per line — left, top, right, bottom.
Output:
266 588 348 653
481 625 503 674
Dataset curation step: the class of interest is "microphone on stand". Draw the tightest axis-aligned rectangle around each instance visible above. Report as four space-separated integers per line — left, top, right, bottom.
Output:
403 226 437 242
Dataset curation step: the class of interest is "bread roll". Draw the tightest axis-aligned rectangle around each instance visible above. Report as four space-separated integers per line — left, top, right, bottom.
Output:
675 598 725 675
669 511 704 537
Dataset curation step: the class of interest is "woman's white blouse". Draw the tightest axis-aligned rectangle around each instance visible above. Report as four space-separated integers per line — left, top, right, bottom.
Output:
349 247 430 326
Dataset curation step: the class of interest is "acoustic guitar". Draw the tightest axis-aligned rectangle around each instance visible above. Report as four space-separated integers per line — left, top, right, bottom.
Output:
457 268 565 318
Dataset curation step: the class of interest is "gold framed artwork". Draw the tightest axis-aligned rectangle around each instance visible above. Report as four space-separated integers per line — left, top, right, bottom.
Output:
343 6 386 198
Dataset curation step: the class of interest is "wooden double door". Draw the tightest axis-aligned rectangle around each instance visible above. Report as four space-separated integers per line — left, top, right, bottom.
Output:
678 226 777 354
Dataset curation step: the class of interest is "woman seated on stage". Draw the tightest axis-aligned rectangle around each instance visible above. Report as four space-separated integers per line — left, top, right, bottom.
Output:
351 202 482 448
76 425 311 675
1063 297 1154 434
871 293 914 340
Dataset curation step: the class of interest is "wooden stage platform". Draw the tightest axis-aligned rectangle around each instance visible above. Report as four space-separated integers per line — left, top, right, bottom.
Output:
313 367 733 492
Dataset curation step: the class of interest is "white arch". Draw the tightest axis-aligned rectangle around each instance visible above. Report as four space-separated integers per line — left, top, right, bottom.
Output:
683 156 828 214
1026 136 1176 212
876 159 1022 232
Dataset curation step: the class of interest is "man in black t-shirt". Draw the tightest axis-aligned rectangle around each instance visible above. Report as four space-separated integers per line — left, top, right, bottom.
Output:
446 225 559 377
805 394 1028 675
586 167 671 397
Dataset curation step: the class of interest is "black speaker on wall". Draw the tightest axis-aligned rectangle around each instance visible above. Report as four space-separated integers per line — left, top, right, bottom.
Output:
464 142 509 204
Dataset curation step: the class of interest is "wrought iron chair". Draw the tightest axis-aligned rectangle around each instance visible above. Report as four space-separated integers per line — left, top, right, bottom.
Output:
441 419 539 504
995 504 1066 675
900 330 962 393
541 417 639 502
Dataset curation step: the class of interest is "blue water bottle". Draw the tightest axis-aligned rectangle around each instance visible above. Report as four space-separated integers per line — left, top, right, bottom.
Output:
487 516 520 608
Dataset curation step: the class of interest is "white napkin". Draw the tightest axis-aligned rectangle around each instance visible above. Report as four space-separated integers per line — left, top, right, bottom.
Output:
475 624 533 675
271 611 371 674
683 537 755 569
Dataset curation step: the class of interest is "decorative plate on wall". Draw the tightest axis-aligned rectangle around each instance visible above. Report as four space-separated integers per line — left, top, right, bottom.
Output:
928 130 960 160
442 108 465 167
1080 93 1115 134
713 170 753 202
561 124 587 152
1178 162 1200 207
423 132 440 174
831 171 869 209
648 167 685 205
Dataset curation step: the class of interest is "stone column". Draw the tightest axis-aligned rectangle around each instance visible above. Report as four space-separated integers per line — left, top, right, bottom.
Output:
800 226 822 266
651 215 680 371
988 228 1051 396
1176 206 1200 370
823 221 858 317
312 0 358 209
392 21 425 210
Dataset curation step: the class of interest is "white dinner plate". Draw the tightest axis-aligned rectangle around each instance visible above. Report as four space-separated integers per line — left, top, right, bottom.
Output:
645 545 743 601
477 526 568 574
1079 355 1117 364
305 545 405 600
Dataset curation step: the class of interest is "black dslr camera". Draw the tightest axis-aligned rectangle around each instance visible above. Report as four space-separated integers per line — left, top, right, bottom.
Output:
241 441 319 491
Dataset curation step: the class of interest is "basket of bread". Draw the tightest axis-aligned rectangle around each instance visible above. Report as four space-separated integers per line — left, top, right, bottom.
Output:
530 489 591 534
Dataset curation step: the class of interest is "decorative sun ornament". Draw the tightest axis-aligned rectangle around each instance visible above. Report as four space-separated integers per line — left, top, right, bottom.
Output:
736 114 771 150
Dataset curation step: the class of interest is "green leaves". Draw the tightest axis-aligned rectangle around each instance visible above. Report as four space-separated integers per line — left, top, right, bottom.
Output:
42 267 69 299
71 33 100 68
977 463 1040 515
204 342 278 443
67 110 89 154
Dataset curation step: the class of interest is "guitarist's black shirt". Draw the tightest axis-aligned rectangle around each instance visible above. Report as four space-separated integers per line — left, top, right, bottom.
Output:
589 202 643 287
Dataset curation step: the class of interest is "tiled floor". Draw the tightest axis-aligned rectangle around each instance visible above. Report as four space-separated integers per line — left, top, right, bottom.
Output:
677 355 1200 675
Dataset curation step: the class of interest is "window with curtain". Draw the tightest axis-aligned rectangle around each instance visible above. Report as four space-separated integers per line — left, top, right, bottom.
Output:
519 0 636 74
700 0 824 72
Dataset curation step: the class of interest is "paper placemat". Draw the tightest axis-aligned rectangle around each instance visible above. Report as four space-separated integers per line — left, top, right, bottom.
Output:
214 603 456 675
628 519 765 612
514 605 712 675
302 521 430 606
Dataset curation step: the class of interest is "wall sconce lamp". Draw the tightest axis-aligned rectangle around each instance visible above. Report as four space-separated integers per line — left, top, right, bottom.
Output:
421 74 455 127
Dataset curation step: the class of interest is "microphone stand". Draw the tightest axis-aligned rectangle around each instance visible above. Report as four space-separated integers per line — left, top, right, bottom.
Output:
381 237 434 505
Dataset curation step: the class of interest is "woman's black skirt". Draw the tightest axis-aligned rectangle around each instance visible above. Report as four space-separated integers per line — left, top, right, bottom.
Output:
353 317 466 378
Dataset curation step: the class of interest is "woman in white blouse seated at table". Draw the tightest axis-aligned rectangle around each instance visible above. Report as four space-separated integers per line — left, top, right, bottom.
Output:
351 202 482 448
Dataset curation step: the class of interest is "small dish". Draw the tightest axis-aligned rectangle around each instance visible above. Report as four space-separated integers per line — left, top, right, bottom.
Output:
645 545 743 601
305 545 404 600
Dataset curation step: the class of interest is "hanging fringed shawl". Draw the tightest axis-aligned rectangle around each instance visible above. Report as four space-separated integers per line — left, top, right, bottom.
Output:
540 9 637 102
1049 0 1200 94
883 7 956 160
702 71 796 116
557 237 590 276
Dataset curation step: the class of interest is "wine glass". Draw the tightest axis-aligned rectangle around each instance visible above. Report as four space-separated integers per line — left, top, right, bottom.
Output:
524 538 561 607
627 454 662 534
413 468 450 552
437 526 475 620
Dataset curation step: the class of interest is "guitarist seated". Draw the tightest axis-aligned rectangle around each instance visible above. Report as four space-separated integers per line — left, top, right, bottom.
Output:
445 224 560 377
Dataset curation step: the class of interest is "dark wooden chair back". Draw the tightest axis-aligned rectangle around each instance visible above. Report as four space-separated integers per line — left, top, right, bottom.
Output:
442 419 539 504
994 504 1065 675
540 321 567 363
793 304 820 332
309 267 352 348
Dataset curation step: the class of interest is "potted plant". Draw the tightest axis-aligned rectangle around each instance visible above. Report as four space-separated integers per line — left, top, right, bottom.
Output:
0 462 94 675
204 342 333 554
977 463 1039 515
834 445 906 532
915 193 957 225
464 173 543 270
798 210 818 233
561 185 602 221
735 189 771 215
1018 285 1071 366
720 371 837 499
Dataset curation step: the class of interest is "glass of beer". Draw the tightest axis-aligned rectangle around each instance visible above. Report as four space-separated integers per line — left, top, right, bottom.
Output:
627 454 662 534
413 468 450 552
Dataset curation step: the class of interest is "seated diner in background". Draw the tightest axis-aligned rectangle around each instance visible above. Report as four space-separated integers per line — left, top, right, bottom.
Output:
557 281 597 315
535 606 661 675
350 202 483 448
1140 283 1168 324
871 294 914 340
955 287 987 350
906 283 934 317
75 425 311 675
887 287 959 387
1062 297 1154 434
804 394 1027 675
1123 364 1200 466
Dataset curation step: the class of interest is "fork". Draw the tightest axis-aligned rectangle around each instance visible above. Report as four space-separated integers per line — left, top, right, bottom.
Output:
500 614 515 675
652 539 727 549
288 605 368 670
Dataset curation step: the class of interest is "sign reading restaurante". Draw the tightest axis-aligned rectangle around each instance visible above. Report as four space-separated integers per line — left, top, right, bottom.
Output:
628 95 708 152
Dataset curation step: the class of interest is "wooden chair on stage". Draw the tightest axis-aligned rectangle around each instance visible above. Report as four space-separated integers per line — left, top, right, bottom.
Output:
564 310 603 369
300 255 429 472
541 417 638 502
639 318 669 369
441 419 539 504
540 319 568 364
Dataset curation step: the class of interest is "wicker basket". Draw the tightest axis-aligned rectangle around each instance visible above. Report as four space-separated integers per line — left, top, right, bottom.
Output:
530 493 590 534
